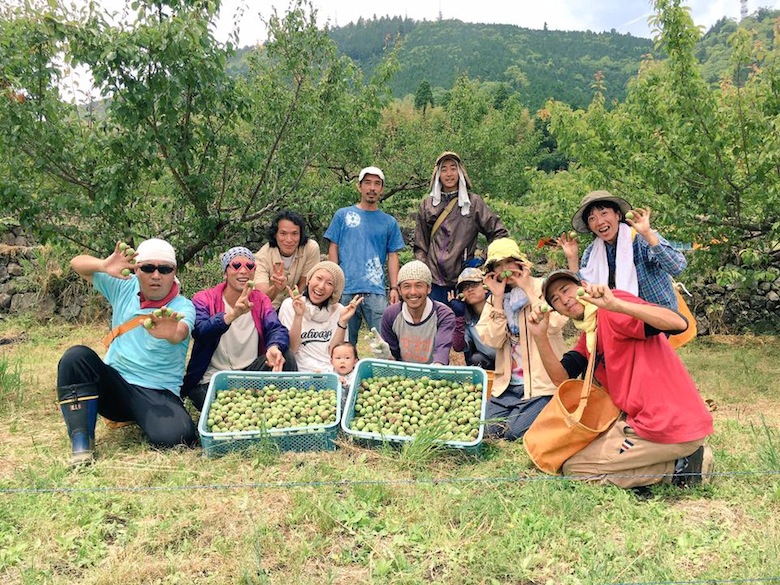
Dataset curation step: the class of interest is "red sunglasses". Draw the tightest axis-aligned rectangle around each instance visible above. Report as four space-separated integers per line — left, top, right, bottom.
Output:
230 261 256 271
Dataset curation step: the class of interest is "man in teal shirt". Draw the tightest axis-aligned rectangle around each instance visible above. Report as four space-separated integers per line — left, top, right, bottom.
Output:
56 238 197 466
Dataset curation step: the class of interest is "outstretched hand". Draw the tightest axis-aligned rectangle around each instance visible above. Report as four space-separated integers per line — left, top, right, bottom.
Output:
270 261 288 291
339 295 364 323
144 308 187 343
105 241 137 279
368 327 392 360
556 232 580 265
225 282 254 324
527 302 551 338
625 207 652 238
577 283 621 311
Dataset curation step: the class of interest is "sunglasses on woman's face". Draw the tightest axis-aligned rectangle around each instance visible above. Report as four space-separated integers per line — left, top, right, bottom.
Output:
138 264 175 275
230 261 256 271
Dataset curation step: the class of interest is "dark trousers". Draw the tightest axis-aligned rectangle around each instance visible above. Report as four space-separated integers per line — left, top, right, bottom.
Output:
57 345 198 448
187 349 298 411
485 384 552 441
430 283 456 304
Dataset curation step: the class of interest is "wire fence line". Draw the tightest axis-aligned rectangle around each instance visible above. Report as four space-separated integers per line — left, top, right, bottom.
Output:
610 578 780 585
2 468 779 496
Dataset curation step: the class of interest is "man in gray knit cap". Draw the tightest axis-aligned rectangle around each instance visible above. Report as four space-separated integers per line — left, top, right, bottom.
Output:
375 260 456 365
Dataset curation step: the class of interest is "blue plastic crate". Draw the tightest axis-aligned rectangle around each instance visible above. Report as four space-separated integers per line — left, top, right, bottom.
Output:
340 359 488 454
198 371 341 457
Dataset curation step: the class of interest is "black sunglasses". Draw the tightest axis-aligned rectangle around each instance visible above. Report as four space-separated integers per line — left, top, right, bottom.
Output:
230 261 256 271
138 264 175 275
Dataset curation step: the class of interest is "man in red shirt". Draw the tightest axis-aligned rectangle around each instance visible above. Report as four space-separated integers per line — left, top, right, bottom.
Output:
528 269 714 489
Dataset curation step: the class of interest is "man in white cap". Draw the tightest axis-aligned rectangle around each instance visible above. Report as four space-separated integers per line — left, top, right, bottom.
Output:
56 238 197 466
325 166 406 346
376 260 456 365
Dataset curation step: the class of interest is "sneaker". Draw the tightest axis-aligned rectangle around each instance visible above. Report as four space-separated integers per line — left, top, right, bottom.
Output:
673 445 714 487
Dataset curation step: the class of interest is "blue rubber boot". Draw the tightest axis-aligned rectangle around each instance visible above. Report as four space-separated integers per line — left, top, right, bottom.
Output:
58 384 99 466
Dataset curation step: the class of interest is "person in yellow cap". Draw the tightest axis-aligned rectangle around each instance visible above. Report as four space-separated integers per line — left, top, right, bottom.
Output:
413 151 508 304
476 237 569 440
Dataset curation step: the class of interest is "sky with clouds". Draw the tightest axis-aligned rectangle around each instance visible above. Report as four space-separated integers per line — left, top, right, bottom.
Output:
91 0 780 46
209 0 780 45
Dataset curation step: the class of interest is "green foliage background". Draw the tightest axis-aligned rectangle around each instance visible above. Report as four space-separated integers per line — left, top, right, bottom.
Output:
0 0 778 294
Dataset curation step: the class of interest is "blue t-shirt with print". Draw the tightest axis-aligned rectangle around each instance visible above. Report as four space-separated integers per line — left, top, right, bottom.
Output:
324 205 406 295
93 272 195 395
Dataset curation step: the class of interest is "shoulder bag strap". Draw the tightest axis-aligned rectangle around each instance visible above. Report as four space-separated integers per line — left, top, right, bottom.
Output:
430 196 459 238
572 329 599 421
101 315 149 349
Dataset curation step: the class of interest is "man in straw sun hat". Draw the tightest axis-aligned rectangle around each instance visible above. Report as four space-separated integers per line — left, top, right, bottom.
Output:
557 190 686 310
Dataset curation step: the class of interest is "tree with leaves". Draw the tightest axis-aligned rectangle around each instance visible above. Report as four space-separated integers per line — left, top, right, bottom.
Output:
0 0 393 264
413 79 434 114
518 0 780 290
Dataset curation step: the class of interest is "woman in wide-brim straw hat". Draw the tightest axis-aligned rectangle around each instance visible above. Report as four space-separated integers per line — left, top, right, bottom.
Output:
413 151 509 304
476 237 569 441
558 190 687 311
278 260 363 373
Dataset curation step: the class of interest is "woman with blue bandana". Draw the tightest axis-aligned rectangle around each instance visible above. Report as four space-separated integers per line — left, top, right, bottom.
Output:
476 238 569 440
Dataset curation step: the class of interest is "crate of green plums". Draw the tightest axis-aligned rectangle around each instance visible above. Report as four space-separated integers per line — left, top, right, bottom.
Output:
340 359 488 454
198 371 341 457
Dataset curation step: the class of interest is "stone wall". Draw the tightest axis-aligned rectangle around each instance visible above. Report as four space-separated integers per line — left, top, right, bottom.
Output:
688 277 780 335
0 228 103 321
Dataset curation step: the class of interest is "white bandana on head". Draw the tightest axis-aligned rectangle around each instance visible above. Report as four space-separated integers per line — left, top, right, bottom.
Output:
429 166 471 216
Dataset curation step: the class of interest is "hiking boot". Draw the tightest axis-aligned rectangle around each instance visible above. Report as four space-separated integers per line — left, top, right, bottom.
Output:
673 445 714 487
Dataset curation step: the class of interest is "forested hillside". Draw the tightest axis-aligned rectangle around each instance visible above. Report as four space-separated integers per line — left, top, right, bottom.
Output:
328 17 653 110
227 11 780 112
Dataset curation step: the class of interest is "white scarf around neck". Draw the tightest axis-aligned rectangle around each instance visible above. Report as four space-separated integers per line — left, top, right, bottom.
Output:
579 222 639 295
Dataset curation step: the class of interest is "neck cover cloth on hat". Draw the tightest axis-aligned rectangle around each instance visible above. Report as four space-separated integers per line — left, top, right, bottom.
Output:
572 299 598 354
429 161 471 216
135 238 177 266
221 246 255 272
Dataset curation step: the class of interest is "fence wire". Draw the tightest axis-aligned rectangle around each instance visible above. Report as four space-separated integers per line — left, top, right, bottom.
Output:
2 468 779 495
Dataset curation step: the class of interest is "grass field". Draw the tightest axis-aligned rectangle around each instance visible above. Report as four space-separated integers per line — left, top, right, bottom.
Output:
1 318 779 585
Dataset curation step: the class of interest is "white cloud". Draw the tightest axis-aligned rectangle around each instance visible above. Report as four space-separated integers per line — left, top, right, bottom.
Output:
76 0 780 46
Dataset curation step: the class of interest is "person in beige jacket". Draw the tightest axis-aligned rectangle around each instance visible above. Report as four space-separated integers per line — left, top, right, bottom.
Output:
476 238 568 440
